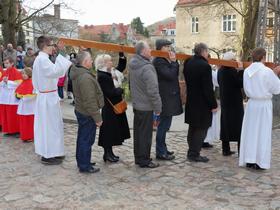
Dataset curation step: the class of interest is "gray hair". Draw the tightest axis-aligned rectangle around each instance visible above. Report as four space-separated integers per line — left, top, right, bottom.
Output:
76 51 91 65
94 54 111 70
135 41 148 55
194 43 208 56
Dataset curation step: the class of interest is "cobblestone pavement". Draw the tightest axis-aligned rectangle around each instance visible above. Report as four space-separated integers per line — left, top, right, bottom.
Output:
1 123 280 210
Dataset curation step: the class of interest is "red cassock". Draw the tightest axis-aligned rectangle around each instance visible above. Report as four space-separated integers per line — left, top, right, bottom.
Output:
0 66 22 134
15 79 35 141
0 67 4 127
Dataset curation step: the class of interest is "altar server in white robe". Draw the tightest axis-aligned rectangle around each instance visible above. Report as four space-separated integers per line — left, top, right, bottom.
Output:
239 47 280 170
32 36 72 165
203 68 220 147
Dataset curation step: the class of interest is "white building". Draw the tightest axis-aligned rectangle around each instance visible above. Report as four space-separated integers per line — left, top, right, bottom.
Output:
32 4 78 48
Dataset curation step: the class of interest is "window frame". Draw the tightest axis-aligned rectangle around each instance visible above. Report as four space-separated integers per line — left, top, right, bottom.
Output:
191 17 199 34
222 14 236 32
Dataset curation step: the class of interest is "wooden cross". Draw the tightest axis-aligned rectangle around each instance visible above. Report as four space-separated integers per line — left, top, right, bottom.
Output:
60 37 276 69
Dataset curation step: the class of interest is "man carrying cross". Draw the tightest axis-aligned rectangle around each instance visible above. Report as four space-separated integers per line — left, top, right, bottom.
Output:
32 36 72 165
239 47 280 170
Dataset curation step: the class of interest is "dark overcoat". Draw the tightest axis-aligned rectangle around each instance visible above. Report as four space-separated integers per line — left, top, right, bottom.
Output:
183 55 217 129
97 70 130 148
217 66 244 142
153 57 183 116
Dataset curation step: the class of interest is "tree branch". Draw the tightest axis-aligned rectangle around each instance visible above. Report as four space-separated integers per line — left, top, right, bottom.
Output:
224 0 244 17
19 0 54 24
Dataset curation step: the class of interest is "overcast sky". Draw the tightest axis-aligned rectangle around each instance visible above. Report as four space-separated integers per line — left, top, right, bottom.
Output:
25 0 178 26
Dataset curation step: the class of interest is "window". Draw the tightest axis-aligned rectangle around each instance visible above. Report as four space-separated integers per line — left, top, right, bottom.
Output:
222 15 236 32
266 18 274 27
191 17 199 33
170 30 175 35
26 39 30 44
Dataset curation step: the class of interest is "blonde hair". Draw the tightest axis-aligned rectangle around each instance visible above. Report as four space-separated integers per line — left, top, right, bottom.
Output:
23 67 32 78
94 54 111 70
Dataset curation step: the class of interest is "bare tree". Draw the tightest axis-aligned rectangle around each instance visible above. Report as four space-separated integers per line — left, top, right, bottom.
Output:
0 0 54 46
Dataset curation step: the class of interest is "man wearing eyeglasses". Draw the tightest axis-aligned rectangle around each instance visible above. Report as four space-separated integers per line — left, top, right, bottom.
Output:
32 36 72 165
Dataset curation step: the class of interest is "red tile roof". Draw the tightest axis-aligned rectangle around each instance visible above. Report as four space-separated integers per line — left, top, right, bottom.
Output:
151 21 176 36
82 25 112 35
177 0 208 5
79 23 130 41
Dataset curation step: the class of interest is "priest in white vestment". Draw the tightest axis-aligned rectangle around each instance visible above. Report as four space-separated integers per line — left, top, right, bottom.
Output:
32 36 72 165
239 48 280 170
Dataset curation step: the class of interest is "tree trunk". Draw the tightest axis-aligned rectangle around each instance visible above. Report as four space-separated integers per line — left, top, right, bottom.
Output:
240 0 260 61
1 0 17 47
17 26 26 49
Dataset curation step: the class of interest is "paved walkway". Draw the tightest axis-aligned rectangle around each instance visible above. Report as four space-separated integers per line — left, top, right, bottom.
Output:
0 100 280 209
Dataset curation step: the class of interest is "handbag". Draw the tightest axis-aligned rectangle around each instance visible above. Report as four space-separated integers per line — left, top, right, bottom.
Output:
106 98 127 114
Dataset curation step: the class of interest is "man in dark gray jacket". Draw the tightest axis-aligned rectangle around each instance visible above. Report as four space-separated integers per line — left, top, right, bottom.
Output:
129 41 162 168
70 51 104 173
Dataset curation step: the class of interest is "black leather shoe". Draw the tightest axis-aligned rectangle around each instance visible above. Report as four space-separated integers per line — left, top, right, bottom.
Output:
156 154 175 160
223 151 235 156
253 164 265 170
79 167 100 174
90 162 96 166
187 156 209 163
140 161 159 168
246 163 255 168
3 133 19 137
55 156 65 160
41 157 62 165
202 142 213 148
167 150 174 155
103 154 119 163
109 149 119 160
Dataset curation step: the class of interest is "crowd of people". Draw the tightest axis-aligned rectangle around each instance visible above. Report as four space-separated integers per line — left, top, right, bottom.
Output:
1 35 280 174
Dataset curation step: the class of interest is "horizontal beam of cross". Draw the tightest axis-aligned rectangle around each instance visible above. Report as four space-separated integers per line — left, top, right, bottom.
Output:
60 37 276 69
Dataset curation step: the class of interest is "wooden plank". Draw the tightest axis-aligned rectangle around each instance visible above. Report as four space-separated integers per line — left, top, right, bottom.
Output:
60 37 277 69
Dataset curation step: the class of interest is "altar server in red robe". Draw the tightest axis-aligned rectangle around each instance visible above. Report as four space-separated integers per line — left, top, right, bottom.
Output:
15 67 36 142
0 56 22 136
0 66 4 130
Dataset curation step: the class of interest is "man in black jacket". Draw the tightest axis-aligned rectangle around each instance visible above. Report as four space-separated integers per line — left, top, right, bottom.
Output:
183 43 218 162
153 39 183 160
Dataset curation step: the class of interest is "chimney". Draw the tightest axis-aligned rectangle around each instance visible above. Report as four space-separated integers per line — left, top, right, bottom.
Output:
54 4 60 19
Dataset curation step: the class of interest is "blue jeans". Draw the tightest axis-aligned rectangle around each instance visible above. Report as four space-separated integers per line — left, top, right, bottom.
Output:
156 116 172 156
58 87 64 99
75 110 96 170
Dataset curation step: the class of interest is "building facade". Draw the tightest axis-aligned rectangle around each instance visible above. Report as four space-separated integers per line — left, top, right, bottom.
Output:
32 4 78 48
175 0 275 61
175 0 243 56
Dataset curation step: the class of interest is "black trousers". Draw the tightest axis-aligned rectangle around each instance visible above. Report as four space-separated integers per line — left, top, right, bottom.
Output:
187 125 208 158
222 141 240 153
133 109 153 166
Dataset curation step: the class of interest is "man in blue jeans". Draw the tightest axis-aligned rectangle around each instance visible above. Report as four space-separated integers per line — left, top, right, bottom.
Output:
153 39 183 160
69 51 104 173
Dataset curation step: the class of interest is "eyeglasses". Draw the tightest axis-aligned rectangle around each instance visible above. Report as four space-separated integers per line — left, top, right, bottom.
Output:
47 44 55 47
